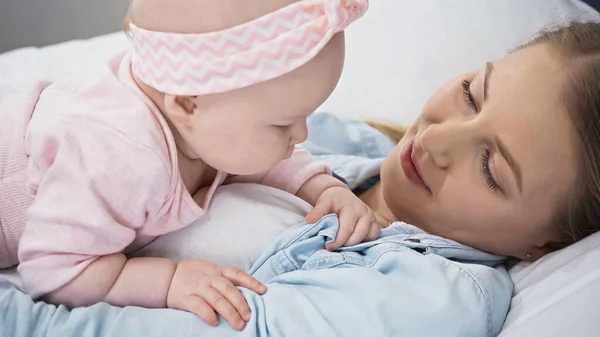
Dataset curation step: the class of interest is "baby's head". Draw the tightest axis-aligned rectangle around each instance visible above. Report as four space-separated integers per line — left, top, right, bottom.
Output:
126 0 367 175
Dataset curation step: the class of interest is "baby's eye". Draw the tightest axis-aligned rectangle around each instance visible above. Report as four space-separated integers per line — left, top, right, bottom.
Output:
274 124 291 130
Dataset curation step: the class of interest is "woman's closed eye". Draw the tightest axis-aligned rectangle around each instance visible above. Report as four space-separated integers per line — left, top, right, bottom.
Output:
481 149 501 194
461 79 479 112
462 78 503 194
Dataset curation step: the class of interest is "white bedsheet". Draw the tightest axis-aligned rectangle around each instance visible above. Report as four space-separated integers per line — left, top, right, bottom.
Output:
0 33 129 85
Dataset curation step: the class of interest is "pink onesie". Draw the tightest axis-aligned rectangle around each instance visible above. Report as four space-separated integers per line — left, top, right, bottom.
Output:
0 52 329 299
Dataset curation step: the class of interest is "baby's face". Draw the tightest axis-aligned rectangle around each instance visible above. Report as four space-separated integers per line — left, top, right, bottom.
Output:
180 33 345 175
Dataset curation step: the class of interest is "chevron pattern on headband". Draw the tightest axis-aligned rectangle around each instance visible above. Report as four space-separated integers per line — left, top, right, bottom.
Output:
130 0 368 95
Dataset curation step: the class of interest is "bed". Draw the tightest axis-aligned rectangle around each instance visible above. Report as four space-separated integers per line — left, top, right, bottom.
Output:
1 1 599 336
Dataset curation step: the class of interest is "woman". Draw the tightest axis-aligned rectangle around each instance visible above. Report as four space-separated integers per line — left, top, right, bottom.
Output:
311 20 600 262
2 21 600 337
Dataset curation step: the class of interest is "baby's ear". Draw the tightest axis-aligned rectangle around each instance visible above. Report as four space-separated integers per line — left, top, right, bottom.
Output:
164 94 197 127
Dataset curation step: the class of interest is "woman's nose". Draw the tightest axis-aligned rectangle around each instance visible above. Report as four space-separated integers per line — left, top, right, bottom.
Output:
420 121 472 169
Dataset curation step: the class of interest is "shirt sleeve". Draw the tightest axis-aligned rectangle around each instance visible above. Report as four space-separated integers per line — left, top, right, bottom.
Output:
226 147 331 195
18 119 171 299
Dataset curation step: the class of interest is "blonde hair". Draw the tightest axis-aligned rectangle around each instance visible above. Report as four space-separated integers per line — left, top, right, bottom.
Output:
522 21 600 249
365 119 407 144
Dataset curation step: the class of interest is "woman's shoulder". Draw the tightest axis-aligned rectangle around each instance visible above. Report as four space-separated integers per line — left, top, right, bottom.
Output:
303 113 393 189
304 112 396 158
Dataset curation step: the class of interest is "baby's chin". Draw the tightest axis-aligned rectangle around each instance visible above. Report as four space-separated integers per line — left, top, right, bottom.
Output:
218 157 286 176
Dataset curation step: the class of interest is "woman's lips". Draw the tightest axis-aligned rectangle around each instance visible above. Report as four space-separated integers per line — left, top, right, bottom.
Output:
400 138 430 192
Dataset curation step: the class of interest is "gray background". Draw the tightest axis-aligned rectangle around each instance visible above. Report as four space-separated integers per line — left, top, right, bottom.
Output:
2 0 599 54
0 0 129 53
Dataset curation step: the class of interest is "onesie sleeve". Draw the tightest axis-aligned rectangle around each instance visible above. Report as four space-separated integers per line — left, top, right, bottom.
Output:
225 147 331 195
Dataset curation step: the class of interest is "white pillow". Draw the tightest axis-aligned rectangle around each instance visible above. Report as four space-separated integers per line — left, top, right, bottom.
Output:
500 232 600 336
320 0 599 125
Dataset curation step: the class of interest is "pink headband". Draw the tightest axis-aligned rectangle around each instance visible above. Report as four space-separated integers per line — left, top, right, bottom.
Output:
129 0 368 96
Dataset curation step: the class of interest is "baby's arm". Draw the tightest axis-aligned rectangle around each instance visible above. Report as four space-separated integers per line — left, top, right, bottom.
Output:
45 254 175 308
35 255 265 330
295 171 347 206
226 147 331 196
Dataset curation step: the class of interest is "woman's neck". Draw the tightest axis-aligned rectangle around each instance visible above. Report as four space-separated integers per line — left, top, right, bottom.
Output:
359 182 397 228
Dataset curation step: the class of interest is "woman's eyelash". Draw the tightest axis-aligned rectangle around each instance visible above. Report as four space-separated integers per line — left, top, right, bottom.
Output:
481 149 500 193
461 79 478 111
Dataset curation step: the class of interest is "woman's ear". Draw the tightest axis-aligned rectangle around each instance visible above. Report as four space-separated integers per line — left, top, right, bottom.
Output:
525 243 556 261
164 94 197 128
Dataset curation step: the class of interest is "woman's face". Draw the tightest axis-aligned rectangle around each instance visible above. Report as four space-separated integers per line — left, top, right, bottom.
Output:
381 44 579 259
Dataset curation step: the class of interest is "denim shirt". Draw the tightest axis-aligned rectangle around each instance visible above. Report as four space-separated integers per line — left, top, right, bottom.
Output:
244 215 512 337
302 113 394 191
0 113 512 337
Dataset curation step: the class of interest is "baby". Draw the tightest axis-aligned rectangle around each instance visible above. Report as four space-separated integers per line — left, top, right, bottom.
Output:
0 0 373 331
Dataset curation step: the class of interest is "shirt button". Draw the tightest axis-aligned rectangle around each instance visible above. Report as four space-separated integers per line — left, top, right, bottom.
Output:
405 238 421 243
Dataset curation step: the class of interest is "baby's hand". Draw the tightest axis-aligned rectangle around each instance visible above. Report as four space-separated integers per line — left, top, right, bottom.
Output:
305 186 380 250
166 259 266 330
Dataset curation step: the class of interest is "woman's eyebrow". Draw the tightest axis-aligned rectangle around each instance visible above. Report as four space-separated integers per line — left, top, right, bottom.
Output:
484 62 494 101
495 135 523 194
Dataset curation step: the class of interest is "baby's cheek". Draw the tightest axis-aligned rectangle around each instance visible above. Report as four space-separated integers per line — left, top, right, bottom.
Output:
263 134 291 163
240 133 277 158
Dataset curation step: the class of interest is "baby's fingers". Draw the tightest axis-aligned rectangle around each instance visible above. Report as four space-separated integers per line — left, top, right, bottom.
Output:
344 213 374 247
180 295 219 327
366 220 381 241
203 287 246 330
222 267 266 295
212 277 252 324
326 207 357 251
305 199 333 224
